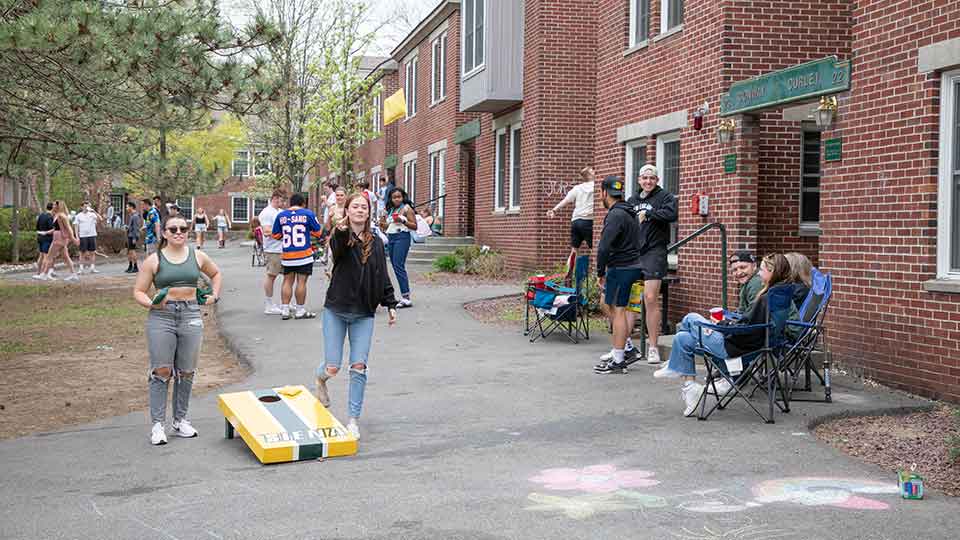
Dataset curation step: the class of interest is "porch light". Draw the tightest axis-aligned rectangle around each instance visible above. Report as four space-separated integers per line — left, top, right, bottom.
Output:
815 96 838 129
717 119 736 145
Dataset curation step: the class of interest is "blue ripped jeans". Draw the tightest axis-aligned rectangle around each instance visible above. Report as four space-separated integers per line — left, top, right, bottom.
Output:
667 313 728 377
320 309 375 418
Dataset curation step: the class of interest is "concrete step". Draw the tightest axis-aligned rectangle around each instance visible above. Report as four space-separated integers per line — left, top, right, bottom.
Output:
409 244 467 255
422 236 474 247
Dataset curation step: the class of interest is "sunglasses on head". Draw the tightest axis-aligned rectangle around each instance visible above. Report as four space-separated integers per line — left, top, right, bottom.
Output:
166 226 188 234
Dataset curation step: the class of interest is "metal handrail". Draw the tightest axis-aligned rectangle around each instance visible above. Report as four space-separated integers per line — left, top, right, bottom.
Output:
666 222 729 310
413 193 446 236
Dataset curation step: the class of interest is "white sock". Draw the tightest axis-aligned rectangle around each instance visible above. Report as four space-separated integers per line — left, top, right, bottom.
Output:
46 268 53 276
79 265 84 272
625 338 634 351
90 264 96 271
281 304 289 312
613 349 625 363
265 297 273 307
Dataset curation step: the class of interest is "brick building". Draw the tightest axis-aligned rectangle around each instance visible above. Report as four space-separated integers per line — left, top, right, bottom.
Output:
324 0 960 403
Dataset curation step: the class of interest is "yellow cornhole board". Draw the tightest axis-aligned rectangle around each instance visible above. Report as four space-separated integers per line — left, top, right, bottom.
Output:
218 385 357 464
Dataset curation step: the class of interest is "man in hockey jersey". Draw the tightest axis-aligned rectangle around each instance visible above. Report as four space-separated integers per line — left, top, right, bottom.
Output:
272 193 324 320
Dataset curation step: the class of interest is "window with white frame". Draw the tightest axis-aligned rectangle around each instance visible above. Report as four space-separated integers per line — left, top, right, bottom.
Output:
660 0 683 33
494 128 508 210
429 150 446 217
404 159 417 202
800 128 821 228
176 198 193 220
432 33 447 104
462 0 484 76
629 0 650 47
253 198 269 217
657 131 680 244
254 151 271 176
372 91 382 133
624 139 648 199
509 124 521 209
232 150 250 177
939 69 960 277
231 196 249 223
405 57 418 118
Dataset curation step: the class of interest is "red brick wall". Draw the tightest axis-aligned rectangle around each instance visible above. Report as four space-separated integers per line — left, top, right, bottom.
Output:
355 69 399 177
194 178 257 230
819 0 960 403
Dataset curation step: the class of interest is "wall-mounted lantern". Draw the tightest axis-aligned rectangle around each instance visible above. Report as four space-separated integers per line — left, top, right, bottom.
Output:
717 119 736 145
815 96 838 130
693 102 709 131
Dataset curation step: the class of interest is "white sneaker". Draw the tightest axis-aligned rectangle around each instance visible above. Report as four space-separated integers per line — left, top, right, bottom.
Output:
90 267 99 274
710 378 733 396
64 273 80 282
264 304 283 315
599 349 615 361
172 419 198 438
346 419 360 440
646 347 662 365
397 297 413 308
682 382 705 417
281 307 291 320
653 366 682 379
31 273 45 280
150 422 168 445
78 266 85 274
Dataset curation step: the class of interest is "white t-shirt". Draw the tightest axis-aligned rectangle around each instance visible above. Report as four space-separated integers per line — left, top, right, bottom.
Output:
560 181 594 221
258 204 282 254
75 211 98 238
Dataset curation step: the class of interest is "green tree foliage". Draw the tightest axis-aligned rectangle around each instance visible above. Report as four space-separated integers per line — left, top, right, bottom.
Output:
303 0 380 190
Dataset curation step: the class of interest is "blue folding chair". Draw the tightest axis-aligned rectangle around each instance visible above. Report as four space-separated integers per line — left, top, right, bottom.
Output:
693 284 795 423
529 255 591 344
779 269 833 403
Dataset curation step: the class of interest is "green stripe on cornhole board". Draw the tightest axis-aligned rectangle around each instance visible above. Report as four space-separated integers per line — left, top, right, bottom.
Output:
253 389 327 460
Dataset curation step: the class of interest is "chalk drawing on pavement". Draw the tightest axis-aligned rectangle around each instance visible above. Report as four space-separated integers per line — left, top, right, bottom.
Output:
525 491 666 520
751 477 899 510
528 464 660 493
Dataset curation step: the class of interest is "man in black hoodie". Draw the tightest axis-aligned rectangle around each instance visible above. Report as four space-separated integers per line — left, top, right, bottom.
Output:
595 175 644 374
624 164 678 366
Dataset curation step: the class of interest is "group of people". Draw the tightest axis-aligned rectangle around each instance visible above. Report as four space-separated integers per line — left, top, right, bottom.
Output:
32 201 107 281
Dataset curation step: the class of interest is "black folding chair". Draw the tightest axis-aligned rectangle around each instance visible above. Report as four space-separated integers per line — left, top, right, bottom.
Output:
529 255 591 344
694 284 795 423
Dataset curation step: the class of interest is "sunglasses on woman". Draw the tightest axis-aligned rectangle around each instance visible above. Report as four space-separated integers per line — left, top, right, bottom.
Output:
166 226 189 234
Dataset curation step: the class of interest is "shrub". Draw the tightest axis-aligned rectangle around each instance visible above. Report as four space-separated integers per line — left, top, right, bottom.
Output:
0 232 40 263
454 245 483 269
0 208 39 233
97 229 128 254
433 253 462 273
468 250 507 279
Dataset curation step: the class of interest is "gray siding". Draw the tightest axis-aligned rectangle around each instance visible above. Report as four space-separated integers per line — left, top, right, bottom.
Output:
460 0 524 113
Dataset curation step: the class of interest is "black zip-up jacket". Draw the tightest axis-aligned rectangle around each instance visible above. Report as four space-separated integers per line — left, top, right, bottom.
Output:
627 185 678 255
325 227 398 316
596 200 642 278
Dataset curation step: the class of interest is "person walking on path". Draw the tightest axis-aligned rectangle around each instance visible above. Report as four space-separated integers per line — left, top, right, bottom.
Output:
141 199 162 256
214 209 231 248
133 214 222 446
316 193 397 440
619 164 678 365
547 166 595 261
75 202 102 274
37 201 80 281
192 208 208 249
32 202 55 279
125 201 143 273
258 190 286 315
379 187 417 308
593 176 645 375
271 193 323 320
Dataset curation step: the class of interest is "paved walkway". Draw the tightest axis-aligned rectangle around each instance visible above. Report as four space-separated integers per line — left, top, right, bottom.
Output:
1 246 957 540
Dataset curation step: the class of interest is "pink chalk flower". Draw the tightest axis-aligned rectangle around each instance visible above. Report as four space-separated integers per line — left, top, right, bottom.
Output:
529 464 660 494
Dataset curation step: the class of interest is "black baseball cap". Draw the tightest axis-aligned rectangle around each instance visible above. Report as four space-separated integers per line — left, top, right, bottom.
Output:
729 251 756 264
601 175 625 197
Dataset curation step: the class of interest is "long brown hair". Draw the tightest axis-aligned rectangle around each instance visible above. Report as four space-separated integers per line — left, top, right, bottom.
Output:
343 193 374 264
785 252 813 288
756 253 792 301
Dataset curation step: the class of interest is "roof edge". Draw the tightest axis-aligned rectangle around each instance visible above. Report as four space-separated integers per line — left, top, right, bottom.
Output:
390 0 460 61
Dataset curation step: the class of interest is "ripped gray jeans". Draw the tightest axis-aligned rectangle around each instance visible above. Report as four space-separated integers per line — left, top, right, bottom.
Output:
147 301 204 424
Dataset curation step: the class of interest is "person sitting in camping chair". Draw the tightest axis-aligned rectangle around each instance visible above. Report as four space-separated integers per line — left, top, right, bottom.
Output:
652 254 796 417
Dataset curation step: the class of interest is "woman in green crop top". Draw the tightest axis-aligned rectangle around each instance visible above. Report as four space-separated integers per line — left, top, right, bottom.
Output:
133 215 222 446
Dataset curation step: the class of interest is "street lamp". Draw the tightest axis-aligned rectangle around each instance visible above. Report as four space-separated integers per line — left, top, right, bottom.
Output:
717 119 736 145
815 96 838 129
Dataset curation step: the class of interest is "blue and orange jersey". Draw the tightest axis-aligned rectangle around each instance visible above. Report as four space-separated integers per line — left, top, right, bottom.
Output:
271 207 323 266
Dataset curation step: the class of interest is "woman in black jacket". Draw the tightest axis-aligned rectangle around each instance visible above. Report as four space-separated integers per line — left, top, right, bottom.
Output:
316 193 398 440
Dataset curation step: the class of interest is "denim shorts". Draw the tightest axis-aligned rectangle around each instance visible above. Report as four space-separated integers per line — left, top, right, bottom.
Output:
604 267 645 307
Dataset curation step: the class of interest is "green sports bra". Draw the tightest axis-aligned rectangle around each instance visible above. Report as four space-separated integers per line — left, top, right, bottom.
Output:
154 247 201 289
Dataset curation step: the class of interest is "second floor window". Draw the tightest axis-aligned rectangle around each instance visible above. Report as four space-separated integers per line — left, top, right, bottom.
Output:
661 0 683 33
630 0 650 47
462 0 484 75
405 57 418 118
232 150 250 177
432 33 447 104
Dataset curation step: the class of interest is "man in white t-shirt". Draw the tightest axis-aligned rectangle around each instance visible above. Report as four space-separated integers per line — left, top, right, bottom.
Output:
547 166 596 261
258 189 287 315
75 202 102 274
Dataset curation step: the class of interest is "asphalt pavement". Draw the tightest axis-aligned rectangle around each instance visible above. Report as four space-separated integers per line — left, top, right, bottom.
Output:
1 244 957 540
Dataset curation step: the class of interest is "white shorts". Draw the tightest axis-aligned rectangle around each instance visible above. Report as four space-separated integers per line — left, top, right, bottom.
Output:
194 224 207 233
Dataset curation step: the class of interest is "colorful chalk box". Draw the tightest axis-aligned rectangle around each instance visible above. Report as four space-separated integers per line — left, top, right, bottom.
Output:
218 385 358 464
897 470 924 500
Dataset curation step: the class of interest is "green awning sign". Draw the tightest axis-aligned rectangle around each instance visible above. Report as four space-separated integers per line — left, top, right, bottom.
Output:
454 119 481 144
721 57 850 117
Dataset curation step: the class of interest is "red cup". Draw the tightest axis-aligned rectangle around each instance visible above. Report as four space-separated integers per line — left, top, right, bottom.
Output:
392 213 401 223
709 307 724 322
